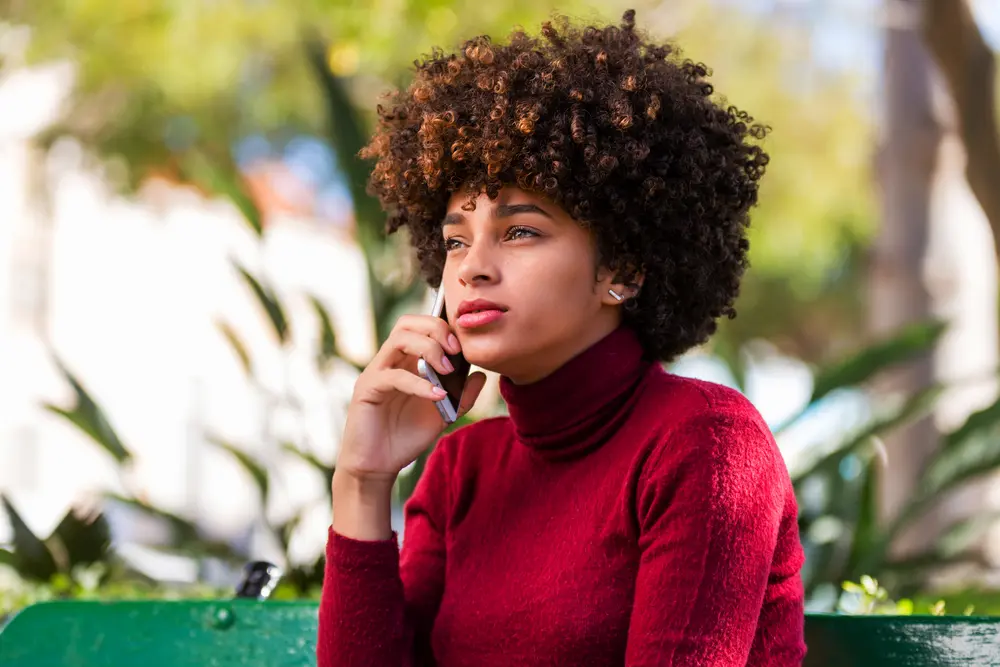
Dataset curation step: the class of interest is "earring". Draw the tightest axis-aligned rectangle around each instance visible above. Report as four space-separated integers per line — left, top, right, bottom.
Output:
609 289 624 302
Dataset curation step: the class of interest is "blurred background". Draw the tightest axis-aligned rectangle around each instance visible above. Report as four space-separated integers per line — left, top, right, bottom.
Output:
2 0 1000 618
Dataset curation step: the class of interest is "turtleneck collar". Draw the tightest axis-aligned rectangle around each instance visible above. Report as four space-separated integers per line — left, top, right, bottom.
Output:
499 324 652 461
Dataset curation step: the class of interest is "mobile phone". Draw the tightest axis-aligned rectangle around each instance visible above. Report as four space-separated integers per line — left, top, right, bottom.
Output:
416 289 471 424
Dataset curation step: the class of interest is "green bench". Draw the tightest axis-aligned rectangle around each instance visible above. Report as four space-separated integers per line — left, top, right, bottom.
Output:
2 601 999 666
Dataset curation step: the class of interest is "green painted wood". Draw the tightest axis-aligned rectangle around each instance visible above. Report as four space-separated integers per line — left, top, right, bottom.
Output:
2 602 999 666
0 600 319 666
803 613 1000 666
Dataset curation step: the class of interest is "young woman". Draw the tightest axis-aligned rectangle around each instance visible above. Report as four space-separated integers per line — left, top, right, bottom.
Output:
318 10 805 667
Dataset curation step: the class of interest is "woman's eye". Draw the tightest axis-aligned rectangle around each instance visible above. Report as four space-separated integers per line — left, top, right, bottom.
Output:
443 237 465 252
505 226 538 241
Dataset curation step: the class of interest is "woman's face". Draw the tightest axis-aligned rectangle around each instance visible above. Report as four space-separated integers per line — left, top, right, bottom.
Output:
440 185 623 383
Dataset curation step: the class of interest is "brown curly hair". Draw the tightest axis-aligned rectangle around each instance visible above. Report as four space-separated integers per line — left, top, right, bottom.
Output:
360 9 769 362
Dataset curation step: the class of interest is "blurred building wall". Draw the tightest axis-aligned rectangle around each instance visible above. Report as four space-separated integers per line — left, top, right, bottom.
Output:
0 63 375 574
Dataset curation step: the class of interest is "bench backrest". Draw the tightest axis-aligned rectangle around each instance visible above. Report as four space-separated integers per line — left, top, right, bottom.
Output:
2 601 999 666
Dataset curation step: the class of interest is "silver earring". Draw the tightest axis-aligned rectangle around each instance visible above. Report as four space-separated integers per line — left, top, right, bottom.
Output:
609 289 624 301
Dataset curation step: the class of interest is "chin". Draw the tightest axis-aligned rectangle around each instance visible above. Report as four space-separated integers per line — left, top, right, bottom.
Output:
460 336 516 374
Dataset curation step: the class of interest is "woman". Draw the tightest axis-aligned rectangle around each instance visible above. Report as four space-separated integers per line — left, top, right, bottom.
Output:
319 9 805 667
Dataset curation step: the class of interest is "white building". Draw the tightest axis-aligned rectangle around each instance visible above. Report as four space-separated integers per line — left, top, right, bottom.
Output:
0 57 380 580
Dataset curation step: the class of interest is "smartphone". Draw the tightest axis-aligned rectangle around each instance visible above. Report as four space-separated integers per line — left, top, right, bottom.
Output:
417 289 471 424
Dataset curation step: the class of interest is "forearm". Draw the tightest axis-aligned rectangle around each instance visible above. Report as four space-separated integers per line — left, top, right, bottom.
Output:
318 471 408 666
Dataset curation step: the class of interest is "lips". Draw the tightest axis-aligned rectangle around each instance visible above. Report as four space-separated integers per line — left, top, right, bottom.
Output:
457 299 507 317
456 299 508 329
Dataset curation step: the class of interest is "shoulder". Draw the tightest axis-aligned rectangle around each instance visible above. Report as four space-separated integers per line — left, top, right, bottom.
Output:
637 369 773 450
638 370 789 504
641 368 767 430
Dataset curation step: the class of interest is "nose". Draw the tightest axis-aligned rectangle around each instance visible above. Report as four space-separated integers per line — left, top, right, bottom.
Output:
456 235 499 287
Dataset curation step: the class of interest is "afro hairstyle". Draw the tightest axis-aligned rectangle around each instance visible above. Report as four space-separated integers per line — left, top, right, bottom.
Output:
359 9 769 362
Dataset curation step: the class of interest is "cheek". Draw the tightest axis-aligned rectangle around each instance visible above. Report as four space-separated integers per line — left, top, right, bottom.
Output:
512 252 596 315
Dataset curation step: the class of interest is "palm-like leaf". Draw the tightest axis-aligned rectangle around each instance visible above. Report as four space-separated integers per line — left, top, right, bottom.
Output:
309 295 340 371
942 391 1000 452
233 261 289 345
1 494 57 582
51 507 112 570
180 149 263 236
809 320 946 403
208 437 270 506
282 442 335 490
44 357 132 463
791 384 942 485
105 493 241 561
215 320 253 376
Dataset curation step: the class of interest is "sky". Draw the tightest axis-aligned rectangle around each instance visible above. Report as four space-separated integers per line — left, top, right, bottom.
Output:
725 0 1000 78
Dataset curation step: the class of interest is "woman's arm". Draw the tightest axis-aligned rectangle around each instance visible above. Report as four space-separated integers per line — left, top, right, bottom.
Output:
317 441 452 667
625 411 805 667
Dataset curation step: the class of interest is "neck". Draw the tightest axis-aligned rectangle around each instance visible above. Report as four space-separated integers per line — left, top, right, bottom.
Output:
499 324 652 461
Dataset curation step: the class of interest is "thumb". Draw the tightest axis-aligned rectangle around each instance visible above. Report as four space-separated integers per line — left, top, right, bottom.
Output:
456 371 487 419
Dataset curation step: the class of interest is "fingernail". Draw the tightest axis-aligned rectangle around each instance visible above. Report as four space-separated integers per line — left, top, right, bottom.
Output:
432 387 447 398
448 334 460 352
441 356 455 373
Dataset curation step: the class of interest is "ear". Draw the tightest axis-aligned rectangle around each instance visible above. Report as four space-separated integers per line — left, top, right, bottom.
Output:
598 266 644 306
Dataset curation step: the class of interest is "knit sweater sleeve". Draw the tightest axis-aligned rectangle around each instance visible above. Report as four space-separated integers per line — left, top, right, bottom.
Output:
625 408 804 667
317 438 452 667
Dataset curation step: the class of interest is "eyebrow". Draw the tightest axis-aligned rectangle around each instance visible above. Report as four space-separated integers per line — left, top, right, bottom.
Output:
442 203 554 227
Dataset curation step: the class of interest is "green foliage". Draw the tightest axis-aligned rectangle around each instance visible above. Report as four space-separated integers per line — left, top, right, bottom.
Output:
207 437 271 506
215 320 253 376
838 575 982 617
42 358 132 464
179 149 263 236
309 296 341 372
808 321 948 405
0 562 227 623
282 443 335 491
1 496 57 583
2 0 582 192
233 262 289 345
756 318 1000 606
0 495 114 585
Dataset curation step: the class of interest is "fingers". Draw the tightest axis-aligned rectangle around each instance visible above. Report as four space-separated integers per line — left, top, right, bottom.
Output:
378 329 457 377
456 371 487 419
395 314 461 355
374 315 461 373
358 368 448 404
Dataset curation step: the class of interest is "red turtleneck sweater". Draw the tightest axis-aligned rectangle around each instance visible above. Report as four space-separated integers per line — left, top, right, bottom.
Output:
318 326 806 666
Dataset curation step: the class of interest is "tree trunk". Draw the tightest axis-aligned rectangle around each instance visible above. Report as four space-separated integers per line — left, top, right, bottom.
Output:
871 0 941 555
873 0 1000 565
922 0 1000 261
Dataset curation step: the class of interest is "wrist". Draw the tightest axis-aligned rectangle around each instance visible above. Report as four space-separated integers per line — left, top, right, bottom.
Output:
333 468 397 496
331 469 395 541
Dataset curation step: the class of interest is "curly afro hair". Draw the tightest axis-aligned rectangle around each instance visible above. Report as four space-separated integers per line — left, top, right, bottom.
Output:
359 9 769 362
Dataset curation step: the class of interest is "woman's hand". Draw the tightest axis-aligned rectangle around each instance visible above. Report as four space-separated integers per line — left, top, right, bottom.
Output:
338 314 487 485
